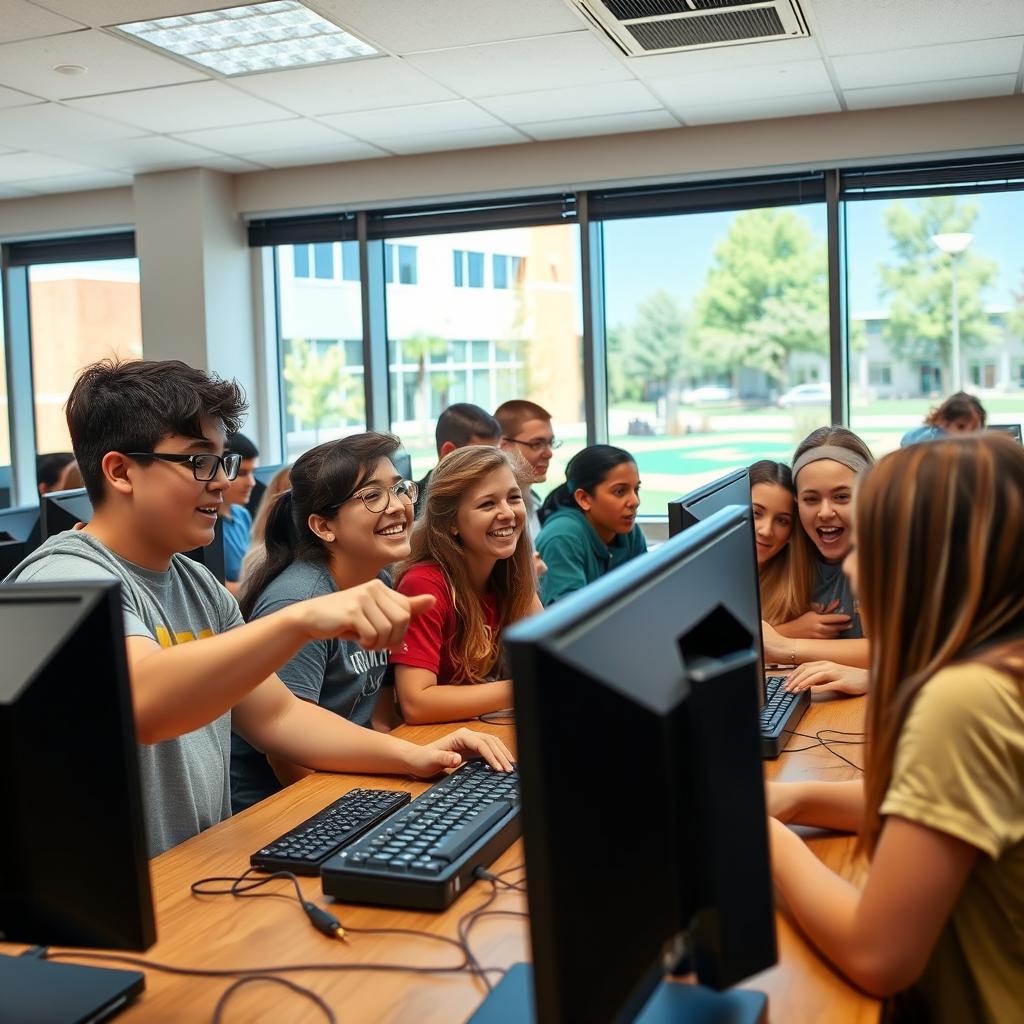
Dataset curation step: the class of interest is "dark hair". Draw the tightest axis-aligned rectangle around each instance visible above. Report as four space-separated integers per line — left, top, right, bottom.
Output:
924 391 987 429
749 459 793 493
238 432 401 620
36 452 75 489
539 444 636 525
227 431 259 460
66 358 247 507
494 399 552 438
435 403 501 454
748 460 800 624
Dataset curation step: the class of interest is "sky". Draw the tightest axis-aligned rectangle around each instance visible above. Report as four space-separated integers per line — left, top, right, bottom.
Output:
602 190 1024 326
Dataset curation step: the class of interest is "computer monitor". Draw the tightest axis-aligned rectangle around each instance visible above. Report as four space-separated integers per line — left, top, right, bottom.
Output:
0 581 153 1018
667 467 750 536
0 505 42 579
41 488 227 584
988 423 1023 444
494 506 775 1024
246 463 288 517
392 450 412 482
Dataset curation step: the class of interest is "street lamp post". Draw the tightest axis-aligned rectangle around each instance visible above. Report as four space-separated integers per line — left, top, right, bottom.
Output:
931 232 973 393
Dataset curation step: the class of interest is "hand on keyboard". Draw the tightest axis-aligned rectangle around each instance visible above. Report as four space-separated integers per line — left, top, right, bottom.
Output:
405 727 515 777
784 662 867 696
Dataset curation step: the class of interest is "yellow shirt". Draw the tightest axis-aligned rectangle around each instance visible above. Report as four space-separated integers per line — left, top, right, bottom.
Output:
880 662 1024 1024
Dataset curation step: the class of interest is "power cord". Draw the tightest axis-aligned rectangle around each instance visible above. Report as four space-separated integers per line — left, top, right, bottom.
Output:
476 709 515 725
213 975 335 1024
781 728 865 771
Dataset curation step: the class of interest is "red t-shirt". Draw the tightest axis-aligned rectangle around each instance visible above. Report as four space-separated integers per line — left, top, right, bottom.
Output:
393 562 500 683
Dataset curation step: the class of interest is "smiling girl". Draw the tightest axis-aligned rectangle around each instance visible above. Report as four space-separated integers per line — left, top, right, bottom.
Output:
391 446 541 724
749 460 801 626
535 445 646 606
762 427 873 677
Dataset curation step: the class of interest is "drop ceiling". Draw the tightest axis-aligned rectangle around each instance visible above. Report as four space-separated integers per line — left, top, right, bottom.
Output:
0 0 1021 199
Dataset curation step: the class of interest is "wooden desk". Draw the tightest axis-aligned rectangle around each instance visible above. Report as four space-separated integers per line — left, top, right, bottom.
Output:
30 698 879 1023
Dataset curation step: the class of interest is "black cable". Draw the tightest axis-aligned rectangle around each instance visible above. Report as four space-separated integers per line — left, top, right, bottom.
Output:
780 728 865 771
212 975 336 1024
476 709 515 724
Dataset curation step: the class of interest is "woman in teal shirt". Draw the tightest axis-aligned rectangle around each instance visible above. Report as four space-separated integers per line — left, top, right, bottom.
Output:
536 445 646 605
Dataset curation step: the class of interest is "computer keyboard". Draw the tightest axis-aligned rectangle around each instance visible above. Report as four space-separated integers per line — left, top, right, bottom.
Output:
321 759 520 911
760 674 809 759
250 788 411 876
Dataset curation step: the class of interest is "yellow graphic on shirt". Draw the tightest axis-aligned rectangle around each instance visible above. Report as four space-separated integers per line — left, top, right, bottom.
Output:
154 625 215 649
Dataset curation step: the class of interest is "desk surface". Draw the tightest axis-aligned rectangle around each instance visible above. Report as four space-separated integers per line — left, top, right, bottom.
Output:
25 697 879 1023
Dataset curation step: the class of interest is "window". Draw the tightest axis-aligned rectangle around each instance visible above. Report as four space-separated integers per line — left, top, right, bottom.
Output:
27 259 143 453
868 363 892 387
602 204 828 509
847 190 1024 457
493 254 524 290
386 226 584 483
274 247 366 460
385 244 418 285
293 244 310 278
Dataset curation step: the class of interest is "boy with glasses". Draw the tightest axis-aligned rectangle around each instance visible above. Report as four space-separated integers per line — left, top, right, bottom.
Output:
3 359 513 856
495 399 561 541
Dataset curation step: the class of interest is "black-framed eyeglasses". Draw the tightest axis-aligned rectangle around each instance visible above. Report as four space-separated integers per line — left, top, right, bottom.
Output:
125 452 242 482
503 436 563 453
344 479 419 514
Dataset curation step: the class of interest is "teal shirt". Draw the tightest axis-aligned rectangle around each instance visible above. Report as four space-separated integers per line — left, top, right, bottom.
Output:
537 506 647 606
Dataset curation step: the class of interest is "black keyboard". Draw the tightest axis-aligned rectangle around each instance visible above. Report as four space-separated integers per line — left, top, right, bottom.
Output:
250 788 411 876
760 674 809 759
321 759 520 911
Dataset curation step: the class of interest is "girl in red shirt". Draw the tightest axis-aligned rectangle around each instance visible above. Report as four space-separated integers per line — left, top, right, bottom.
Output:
392 446 541 723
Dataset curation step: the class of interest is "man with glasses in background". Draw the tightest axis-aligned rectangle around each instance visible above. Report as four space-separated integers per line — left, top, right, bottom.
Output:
495 400 562 542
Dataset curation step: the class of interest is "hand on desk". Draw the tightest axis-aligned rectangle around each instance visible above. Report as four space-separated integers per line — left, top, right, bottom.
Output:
784 661 868 696
406 727 515 777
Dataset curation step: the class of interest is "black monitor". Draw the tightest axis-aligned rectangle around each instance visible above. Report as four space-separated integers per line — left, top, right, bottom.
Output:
667 467 750 537
988 423 1022 444
0 505 42 579
246 463 288 517
491 507 775 1024
41 488 227 584
0 581 153 1019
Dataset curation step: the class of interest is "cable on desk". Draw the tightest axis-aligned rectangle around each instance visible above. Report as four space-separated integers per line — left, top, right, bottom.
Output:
476 709 515 724
780 728 865 772
212 975 335 1024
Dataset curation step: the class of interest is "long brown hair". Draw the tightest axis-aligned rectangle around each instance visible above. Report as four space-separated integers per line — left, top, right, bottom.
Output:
396 446 536 684
749 460 801 624
789 426 874 610
857 434 1024 855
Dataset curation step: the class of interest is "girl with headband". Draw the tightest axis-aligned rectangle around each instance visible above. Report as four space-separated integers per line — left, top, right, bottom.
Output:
766 434 1024 1021
762 426 872 694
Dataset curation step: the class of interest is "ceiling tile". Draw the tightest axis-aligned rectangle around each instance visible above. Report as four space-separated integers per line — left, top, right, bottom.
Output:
371 125 529 155
519 109 679 140
231 56 456 116
0 0 86 43
28 1 226 26
311 0 585 53
321 100 502 140
404 32 633 96
0 150 103 183
175 118 353 155
69 80 294 133
629 36 823 78
0 184 35 198
0 28 207 100
239 140 389 168
0 103 142 154
38 134 225 172
679 92 841 126
196 155 269 173
813 0 1024 55
0 85 45 110
844 74 1018 111
478 80 663 123
649 60 835 110
19 169 134 193
832 37 1024 90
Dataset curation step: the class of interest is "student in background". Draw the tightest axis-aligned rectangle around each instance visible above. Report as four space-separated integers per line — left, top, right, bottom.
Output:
393 446 540 724
536 444 646 606
494 398 560 541
231 433 416 812
900 391 986 447
761 426 872 694
413 403 501 517
767 434 1024 1022
239 463 292 582
220 431 259 595
57 460 84 491
748 460 801 626
4 358 513 856
36 451 76 495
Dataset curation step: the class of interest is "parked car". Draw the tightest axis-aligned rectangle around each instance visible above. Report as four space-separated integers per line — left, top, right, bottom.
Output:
778 383 831 408
682 385 737 405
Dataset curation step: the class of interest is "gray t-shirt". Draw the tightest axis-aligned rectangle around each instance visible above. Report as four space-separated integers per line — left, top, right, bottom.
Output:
810 558 864 639
230 560 390 813
4 531 242 857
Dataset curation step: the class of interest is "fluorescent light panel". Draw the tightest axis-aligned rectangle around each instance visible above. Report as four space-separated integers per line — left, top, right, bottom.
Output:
113 1 377 76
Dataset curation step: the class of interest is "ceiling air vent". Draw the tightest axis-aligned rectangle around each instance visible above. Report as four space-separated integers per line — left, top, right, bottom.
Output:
571 0 809 56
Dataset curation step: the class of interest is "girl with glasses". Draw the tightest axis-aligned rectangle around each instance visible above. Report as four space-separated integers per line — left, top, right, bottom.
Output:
391 446 541 724
230 432 421 812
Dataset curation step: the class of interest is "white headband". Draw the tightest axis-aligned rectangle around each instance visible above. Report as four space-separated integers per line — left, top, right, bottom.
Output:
792 445 870 480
